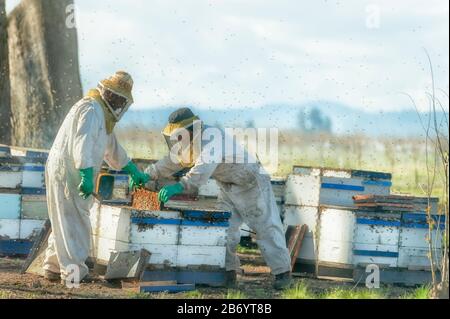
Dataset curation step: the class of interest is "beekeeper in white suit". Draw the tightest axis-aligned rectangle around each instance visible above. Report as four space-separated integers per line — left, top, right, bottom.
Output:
44 71 149 283
145 108 292 290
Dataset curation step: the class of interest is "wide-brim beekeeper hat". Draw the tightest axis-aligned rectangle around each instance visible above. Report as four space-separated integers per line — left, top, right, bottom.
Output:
99 71 134 103
162 108 200 137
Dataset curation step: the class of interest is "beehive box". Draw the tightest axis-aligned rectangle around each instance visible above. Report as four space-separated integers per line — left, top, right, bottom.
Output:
198 178 285 237
0 165 23 189
89 200 230 269
0 217 45 241
353 212 402 268
0 163 46 189
284 205 444 278
286 166 392 207
1 188 47 256
0 145 11 157
398 213 445 270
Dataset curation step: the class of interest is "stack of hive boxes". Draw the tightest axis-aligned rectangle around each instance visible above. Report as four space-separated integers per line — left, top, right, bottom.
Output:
89 200 231 285
283 166 393 275
284 165 445 284
198 177 287 239
0 145 48 255
352 196 444 273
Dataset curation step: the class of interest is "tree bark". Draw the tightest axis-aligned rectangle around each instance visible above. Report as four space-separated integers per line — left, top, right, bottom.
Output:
8 0 82 149
0 0 11 145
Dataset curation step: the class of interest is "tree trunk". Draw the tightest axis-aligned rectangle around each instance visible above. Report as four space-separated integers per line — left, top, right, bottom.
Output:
0 0 11 145
8 0 82 149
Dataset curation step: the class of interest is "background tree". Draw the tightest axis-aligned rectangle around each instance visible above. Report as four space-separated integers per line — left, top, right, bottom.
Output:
0 0 11 145
298 106 332 134
8 0 83 148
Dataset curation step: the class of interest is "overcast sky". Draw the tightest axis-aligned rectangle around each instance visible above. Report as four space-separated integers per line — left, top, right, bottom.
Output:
7 0 450 113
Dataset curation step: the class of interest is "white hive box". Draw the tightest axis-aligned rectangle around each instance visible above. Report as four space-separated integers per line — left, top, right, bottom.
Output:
318 207 356 267
0 165 22 189
0 219 20 240
286 166 392 207
90 200 230 269
353 212 401 268
21 194 48 220
0 192 21 219
398 213 444 270
21 164 46 188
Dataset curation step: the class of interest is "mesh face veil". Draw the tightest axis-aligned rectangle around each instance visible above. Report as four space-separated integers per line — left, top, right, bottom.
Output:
98 83 133 121
163 119 202 168
97 71 134 121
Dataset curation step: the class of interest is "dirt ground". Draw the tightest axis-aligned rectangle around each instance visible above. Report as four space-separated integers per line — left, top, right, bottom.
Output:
0 252 416 299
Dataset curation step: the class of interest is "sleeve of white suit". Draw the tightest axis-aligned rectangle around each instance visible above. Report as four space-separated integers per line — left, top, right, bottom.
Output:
179 160 218 192
104 133 130 171
144 155 184 180
72 106 102 170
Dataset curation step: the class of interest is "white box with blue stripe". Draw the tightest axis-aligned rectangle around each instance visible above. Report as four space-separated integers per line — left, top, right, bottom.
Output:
286 166 392 207
89 201 230 270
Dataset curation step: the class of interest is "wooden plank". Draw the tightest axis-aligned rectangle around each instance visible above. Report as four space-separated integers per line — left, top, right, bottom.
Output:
22 219 51 275
142 270 226 287
291 225 308 270
104 249 151 280
285 225 302 254
140 283 195 294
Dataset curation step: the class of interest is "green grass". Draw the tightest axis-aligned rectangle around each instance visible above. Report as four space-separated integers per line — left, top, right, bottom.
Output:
127 292 153 299
322 288 386 299
236 245 260 255
226 290 247 299
185 290 205 299
280 282 431 300
282 282 316 299
401 286 431 299
0 290 14 299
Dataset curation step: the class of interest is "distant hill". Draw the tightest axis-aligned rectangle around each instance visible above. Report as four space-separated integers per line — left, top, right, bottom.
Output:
118 102 449 137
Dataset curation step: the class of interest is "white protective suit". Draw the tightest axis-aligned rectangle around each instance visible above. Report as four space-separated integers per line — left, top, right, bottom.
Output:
146 128 291 275
44 97 130 280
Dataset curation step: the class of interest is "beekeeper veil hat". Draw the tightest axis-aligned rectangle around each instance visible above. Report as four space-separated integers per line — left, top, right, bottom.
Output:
97 71 134 121
162 108 202 168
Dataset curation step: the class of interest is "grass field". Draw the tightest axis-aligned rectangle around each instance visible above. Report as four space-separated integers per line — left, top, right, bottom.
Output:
0 253 432 300
116 127 448 200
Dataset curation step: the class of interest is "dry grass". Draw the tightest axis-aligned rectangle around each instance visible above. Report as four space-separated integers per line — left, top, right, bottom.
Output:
116 127 448 199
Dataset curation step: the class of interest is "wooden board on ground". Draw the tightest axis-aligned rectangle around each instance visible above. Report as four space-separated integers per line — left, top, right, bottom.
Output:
140 283 196 294
21 219 51 276
285 224 308 271
104 249 151 280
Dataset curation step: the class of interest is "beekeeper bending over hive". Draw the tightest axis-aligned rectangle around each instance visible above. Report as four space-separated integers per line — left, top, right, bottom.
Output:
44 71 149 283
145 108 292 290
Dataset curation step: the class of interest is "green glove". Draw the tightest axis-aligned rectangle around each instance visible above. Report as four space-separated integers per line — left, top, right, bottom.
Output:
123 161 150 190
78 167 94 200
158 183 184 203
